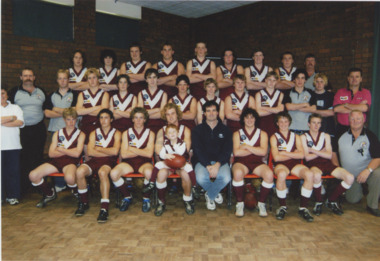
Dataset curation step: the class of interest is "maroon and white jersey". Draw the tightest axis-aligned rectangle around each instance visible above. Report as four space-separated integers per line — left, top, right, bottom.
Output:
199 96 221 105
250 65 269 82
99 67 118 85
172 94 194 113
234 128 263 164
111 93 135 132
273 131 301 169
278 67 297 81
189 58 212 100
141 89 164 110
258 89 282 138
219 64 239 100
80 89 105 136
304 131 328 165
95 127 116 148
160 138 188 160
69 67 87 83
157 60 178 77
125 60 148 96
227 92 250 133
162 124 186 142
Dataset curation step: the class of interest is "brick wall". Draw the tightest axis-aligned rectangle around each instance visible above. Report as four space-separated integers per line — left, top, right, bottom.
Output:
2 1 375 92
1 0 191 93
193 1 375 91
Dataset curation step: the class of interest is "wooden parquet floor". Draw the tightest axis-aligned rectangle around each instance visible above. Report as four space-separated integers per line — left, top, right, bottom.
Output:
2 189 380 261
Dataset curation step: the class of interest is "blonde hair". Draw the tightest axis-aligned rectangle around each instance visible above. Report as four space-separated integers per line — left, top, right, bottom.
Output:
57 69 69 79
313 73 328 87
85 68 100 80
63 107 78 119
204 78 218 91
161 103 183 121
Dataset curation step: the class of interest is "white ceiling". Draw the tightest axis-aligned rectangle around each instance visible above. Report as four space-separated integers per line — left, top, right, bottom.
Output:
117 0 258 18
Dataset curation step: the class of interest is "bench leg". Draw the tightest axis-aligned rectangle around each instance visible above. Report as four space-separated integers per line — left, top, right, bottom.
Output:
227 180 233 210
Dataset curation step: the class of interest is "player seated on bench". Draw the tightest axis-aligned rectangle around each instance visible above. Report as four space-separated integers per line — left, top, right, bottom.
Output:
301 113 354 216
29 108 85 208
110 107 155 213
270 112 315 222
232 108 274 217
75 109 121 223
150 124 195 216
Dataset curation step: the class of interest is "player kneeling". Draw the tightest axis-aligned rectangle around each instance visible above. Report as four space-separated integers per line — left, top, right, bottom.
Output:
75 109 121 223
270 112 315 222
232 108 274 217
301 113 354 215
29 108 85 208
110 107 155 213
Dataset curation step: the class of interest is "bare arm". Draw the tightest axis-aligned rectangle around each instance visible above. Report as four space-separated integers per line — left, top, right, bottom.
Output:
181 98 197 120
89 130 121 157
52 132 85 158
224 96 241 121
219 100 225 122
155 129 164 155
196 101 203 124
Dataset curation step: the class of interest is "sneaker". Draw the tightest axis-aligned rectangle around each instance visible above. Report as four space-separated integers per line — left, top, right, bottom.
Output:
214 193 223 204
275 206 287 220
55 185 66 193
257 202 268 217
298 208 314 222
326 200 343 215
154 202 166 216
142 198 151 213
119 197 132 212
6 198 19 205
184 200 195 215
36 189 57 208
142 182 155 193
313 202 323 216
97 209 109 223
235 202 244 217
191 186 200 200
205 193 216 210
75 202 89 216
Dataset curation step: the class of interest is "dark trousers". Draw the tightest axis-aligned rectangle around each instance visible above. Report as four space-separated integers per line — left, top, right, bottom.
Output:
20 121 47 194
1 150 21 199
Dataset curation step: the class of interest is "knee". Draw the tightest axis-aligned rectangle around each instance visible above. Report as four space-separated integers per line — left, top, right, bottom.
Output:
345 192 362 204
76 168 86 179
276 170 287 181
263 171 274 183
313 173 322 184
109 169 119 181
64 175 75 186
29 169 39 183
304 171 314 183
98 170 109 180
233 169 244 181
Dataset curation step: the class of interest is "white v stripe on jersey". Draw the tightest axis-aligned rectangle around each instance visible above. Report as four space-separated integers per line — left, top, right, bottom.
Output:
172 95 193 112
304 132 325 151
200 97 221 105
69 68 87 83
126 61 147 74
112 93 134 111
128 128 150 148
260 89 280 107
250 65 268 82
57 129 80 149
230 93 249 111
275 132 296 152
95 128 116 148
142 89 164 108
157 61 178 75
220 64 236 79
192 59 210 74
83 89 104 107
239 128 261 146
99 68 118 84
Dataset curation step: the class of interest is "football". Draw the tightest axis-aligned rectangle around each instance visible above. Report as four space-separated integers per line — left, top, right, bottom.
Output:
244 192 257 210
164 154 186 169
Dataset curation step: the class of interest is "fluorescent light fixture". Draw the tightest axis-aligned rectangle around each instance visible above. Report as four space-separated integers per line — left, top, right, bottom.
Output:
41 0 74 6
96 0 141 20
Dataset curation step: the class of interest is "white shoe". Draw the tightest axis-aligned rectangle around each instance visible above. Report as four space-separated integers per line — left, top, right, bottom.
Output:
205 193 216 210
257 202 267 217
6 198 19 205
214 193 223 204
235 202 244 217
55 185 66 193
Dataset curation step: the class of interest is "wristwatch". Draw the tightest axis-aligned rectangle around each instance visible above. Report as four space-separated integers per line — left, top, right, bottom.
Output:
367 167 373 173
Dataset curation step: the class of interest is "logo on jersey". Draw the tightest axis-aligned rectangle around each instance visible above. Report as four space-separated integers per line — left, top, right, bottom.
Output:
232 98 237 103
280 71 285 76
360 141 368 149
59 135 65 142
252 71 257 77
173 98 180 104
158 64 164 69
193 61 199 66
97 134 103 140
340 96 349 101
143 94 149 100
278 138 284 144
127 64 131 69
101 73 105 78
223 69 228 74
114 100 119 106
129 134 136 140
241 135 247 140
70 72 75 77
84 94 90 100
303 95 310 101
262 95 268 101
307 141 314 147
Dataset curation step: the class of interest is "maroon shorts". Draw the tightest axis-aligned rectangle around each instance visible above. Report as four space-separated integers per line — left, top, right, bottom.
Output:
307 159 337 175
84 157 117 175
48 157 79 173
122 157 152 173
274 159 301 171
234 160 263 174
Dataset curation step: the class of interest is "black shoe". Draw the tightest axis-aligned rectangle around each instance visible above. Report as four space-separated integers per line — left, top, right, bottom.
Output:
142 182 155 193
75 202 89 216
313 202 323 216
191 186 200 200
275 206 287 220
36 189 57 208
142 199 151 213
97 209 109 223
326 200 343 215
298 208 314 222
184 200 195 215
154 203 166 216
119 197 132 212
72 191 80 201
366 206 380 217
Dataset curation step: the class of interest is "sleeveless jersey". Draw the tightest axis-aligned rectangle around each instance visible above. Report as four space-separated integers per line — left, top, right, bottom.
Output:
304 131 328 166
278 67 297 81
173 94 196 129
80 89 105 137
157 60 179 99
219 64 238 100
273 131 301 168
162 124 186 142
234 128 263 165
94 127 117 161
258 89 282 138
199 96 221 106
69 67 87 83
141 88 165 133
189 58 211 100
111 92 135 132
162 138 189 160
227 92 249 132
125 60 148 96
99 67 118 85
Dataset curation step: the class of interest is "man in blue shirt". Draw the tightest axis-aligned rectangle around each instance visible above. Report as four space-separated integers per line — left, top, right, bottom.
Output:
192 100 232 210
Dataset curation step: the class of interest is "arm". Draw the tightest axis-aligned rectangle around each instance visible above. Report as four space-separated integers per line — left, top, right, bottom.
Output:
75 93 99 116
1 105 24 127
248 96 256 110
196 101 203 124
357 158 380 183
181 98 197 120
69 82 90 91
224 96 241 121
53 132 85 158
280 135 305 160
299 104 316 113
90 130 121 157
183 127 191 152
112 96 137 120
285 102 309 111
128 62 152 82
219 100 225 122
155 129 165 155
193 61 216 81
122 130 155 159
242 131 268 157
216 67 233 89
245 67 266 91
